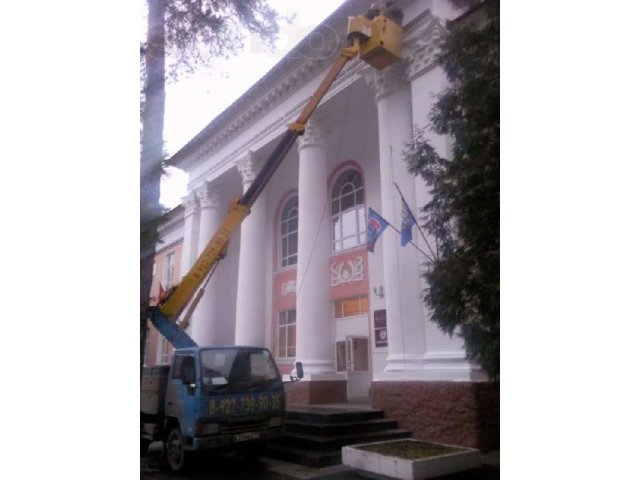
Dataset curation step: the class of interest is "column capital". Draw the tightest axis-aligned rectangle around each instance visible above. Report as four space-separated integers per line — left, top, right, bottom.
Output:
363 61 409 102
236 150 257 190
297 118 329 152
195 181 220 209
182 191 198 217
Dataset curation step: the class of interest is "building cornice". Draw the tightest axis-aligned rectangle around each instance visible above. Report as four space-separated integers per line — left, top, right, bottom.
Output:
155 238 183 256
168 0 384 170
171 1 446 178
157 205 185 235
186 57 369 190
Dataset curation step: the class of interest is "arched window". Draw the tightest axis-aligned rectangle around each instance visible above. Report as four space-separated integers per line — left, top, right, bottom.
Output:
280 195 298 268
332 169 365 252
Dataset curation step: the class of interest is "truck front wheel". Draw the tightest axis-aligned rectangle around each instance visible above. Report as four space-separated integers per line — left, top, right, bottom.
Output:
165 427 190 472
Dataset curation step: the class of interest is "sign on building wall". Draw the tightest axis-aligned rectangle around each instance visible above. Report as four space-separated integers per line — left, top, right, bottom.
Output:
281 279 296 296
374 309 387 347
331 256 364 287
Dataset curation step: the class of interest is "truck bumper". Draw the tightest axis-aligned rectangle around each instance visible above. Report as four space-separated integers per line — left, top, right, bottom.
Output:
189 428 282 451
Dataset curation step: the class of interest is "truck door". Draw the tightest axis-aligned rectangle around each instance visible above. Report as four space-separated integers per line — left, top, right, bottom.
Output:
165 354 198 437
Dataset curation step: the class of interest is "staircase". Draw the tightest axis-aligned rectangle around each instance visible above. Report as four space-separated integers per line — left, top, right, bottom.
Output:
265 404 411 467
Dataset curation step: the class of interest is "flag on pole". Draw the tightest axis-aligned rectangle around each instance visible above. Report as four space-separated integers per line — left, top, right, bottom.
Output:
367 208 389 253
158 283 166 302
400 195 417 247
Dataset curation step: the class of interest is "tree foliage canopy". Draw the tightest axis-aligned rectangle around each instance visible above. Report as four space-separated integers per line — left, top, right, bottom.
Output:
142 0 282 82
405 0 499 380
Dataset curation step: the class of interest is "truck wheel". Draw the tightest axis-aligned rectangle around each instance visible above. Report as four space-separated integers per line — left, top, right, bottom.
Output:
140 438 150 455
165 427 190 472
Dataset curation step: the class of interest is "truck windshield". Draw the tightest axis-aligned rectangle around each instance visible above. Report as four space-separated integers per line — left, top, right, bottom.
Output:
199 348 280 394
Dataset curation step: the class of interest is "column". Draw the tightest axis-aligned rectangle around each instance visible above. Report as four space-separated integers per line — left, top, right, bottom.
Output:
406 38 483 380
189 181 223 346
178 191 200 338
294 119 334 376
178 191 199 279
365 62 426 374
234 151 267 347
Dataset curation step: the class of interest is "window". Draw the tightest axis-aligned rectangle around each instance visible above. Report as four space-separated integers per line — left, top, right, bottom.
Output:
200 349 280 393
158 337 172 364
172 355 195 383
334 295 369 319
277 310 296 358
280 196 298 268
164 252 175 289
332 169 366 252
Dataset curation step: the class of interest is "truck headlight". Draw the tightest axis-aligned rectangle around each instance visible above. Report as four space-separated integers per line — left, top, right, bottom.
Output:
269 416 284 427
195 422 220 435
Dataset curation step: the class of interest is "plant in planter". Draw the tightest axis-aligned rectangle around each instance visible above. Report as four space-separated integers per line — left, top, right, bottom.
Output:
342 439 482 480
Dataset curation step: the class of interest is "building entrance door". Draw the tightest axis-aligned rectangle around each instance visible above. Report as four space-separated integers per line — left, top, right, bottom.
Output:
336 336 371 400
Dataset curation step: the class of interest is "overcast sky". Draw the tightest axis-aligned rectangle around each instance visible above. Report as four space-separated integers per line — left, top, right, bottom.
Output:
160 0 345 208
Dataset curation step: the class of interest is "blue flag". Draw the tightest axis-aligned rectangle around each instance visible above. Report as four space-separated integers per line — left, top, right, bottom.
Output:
400 197 417 247
367 208 389 253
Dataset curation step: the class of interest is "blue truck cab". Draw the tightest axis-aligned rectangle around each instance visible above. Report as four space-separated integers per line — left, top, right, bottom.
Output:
141 345 287 472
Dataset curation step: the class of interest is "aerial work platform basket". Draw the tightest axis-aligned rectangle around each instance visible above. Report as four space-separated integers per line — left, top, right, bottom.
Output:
347 14 403 70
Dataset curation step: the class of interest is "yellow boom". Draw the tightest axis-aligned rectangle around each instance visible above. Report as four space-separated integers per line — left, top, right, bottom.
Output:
157 13 403 329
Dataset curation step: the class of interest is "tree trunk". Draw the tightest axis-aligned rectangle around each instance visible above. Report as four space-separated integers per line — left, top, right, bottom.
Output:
141 0 167 378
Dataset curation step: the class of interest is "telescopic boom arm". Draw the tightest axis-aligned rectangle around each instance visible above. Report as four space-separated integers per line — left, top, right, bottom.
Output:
152 12 403 346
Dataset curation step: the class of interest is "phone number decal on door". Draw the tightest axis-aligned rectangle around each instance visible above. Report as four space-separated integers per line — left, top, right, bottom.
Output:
209 393 281 416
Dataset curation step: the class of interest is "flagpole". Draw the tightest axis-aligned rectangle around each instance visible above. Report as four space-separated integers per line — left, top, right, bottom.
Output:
393 182 438 261
384 219 433 261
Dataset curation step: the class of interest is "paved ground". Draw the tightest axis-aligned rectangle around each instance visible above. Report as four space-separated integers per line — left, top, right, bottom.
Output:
141 443 283 480
141 442 499 480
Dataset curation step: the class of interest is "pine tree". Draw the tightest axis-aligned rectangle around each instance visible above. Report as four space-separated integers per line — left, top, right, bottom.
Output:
405 0 499 380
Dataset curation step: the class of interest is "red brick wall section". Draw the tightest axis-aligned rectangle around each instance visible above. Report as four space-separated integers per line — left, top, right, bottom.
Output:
371 381 499 452
285 381 347 405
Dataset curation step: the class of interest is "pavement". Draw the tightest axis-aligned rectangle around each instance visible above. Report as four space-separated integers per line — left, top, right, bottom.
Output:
141 442 499 480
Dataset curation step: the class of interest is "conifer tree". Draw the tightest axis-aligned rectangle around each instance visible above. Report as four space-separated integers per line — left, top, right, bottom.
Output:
405 0 499 380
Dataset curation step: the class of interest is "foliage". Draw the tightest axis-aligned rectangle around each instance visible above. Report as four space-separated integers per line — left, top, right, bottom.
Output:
141 1 282 82
405 0 499 380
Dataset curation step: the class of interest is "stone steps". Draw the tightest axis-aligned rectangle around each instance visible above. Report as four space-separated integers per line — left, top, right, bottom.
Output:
284 407 385 424
279 428 412 452
264 405 412 468
285 417 399 436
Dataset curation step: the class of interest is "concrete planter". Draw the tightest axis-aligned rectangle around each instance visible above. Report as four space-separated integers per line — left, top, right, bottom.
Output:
342 439 482 480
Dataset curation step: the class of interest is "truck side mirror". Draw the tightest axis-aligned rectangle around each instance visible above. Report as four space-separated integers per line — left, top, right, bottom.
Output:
295 361 304 380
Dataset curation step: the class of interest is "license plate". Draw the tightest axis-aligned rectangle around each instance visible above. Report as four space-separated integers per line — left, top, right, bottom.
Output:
233 432 260 442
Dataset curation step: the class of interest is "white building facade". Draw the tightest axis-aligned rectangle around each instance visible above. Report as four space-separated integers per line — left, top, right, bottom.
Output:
157 0 498 450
